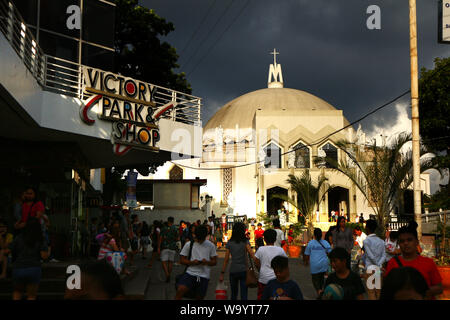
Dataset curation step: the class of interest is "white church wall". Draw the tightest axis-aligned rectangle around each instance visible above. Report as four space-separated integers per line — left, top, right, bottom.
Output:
231 165 257 218
256 111 345 137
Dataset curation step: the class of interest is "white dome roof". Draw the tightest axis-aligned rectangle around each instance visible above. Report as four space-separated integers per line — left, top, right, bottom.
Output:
203 87 347 143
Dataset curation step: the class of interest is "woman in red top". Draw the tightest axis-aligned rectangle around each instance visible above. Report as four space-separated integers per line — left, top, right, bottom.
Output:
15 187 45 231
254 223 265 250
384 224 443 299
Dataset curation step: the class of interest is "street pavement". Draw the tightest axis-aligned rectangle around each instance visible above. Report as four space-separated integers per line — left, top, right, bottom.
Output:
142 248 318 300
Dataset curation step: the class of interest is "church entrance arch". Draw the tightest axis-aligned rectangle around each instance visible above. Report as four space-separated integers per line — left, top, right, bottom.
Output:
328 187 349 221
266 186 288 216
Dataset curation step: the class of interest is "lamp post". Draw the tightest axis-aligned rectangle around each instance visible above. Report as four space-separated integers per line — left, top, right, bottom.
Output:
409 0 422 241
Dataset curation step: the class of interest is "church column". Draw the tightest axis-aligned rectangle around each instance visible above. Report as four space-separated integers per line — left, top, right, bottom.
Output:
311 145 318 169
351 184 357 222
260 167 265 213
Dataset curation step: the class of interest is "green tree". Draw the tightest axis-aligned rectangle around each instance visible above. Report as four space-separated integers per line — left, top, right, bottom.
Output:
273 170 332 238
318 132 436 238
105 1 193 204
419 57 450 178
113 0 191 93
425 184 450 211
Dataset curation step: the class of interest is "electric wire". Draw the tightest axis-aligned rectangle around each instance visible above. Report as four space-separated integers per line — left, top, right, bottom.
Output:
180 0 237 71
169 89 411 170
186 0 252 77
178 0 218 56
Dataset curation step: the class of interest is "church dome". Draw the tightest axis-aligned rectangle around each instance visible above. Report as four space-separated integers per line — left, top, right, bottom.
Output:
202 51 350 144
205 88 337 131
203 88 348 143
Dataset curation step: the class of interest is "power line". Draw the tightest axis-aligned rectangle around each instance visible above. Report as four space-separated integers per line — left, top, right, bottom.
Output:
421 135 450 142
186 0 251 77
178 0 218 56
170 89 411 170
180 0 237 70
175 56 450 169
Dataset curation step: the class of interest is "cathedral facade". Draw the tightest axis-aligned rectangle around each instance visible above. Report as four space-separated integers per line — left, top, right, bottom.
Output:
150 52 430 225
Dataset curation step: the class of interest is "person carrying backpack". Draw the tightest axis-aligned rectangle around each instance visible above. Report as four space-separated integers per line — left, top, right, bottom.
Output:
304 228 332 298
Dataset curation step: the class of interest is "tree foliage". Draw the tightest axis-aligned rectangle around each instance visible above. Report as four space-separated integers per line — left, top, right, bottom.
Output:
425 184 450 211
316 132 436 237
273 170 332 238
113 0 191 93
419 57 450 174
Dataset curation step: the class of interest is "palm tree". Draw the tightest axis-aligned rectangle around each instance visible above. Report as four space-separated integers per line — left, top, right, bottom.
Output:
316 132 436 237
273 170 332 238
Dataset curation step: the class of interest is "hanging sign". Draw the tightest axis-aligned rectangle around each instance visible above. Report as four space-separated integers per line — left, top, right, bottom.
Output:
126 170 138 208
439 0 450 43
79 67 176 155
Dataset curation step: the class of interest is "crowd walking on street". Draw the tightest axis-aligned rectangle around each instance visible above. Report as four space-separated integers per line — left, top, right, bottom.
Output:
0 194 445 301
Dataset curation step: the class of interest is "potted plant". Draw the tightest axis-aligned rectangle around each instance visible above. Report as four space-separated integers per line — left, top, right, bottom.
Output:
434 219 450 300
286 222 306 258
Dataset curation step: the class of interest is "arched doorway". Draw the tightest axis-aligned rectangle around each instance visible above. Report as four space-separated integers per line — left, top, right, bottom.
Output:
328 187 349 221
267 186 288 216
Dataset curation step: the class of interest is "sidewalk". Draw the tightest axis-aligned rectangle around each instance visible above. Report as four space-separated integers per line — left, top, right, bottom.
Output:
140 248 318 300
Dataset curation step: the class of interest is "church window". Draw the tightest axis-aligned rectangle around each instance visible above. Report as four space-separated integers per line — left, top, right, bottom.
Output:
293 141 310 168
264 143 281 169
318 142 338 168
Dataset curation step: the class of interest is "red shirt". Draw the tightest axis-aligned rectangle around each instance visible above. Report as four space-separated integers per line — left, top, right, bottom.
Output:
384 255 442 289
21 201 45 223
255 229 264 239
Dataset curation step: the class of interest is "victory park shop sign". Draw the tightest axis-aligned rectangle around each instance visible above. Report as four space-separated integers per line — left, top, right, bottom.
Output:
80 67 177 156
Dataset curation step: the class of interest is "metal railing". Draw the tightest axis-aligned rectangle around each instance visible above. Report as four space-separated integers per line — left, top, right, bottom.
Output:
0 0 46 85
44 55 83 97
388 211 450 231
0 0 202 127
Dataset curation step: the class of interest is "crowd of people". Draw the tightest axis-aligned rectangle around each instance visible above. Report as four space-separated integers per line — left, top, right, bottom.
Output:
0 187 56 300
86 211 443 301
170 214 444 301
1 192 444 301
304 217 443 300
60 210 444 301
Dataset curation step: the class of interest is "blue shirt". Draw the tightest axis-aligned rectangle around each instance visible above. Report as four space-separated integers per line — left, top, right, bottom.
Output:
261 279 304 300
362 234 386 269
305 239 331 274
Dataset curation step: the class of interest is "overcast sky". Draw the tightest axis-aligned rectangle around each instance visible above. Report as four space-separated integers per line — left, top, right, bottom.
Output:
140 0 449 192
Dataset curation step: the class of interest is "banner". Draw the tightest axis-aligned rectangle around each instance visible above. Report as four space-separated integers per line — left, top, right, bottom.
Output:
126 170 138 208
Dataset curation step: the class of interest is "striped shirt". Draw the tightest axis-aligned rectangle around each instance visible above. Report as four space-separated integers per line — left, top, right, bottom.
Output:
98 238 116 260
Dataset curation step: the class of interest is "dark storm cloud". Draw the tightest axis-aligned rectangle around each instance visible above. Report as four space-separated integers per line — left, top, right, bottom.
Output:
141 0 449 131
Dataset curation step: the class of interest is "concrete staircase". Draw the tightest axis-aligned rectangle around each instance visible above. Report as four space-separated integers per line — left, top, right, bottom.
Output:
0 260 138 300
0 262 69 300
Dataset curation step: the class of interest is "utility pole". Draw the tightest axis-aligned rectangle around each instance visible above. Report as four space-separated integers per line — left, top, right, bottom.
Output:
409 0 422 241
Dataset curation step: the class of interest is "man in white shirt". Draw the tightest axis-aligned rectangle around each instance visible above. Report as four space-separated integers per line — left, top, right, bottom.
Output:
175 225 217 300
362 219 386 300
208 216 215 236
273 219 285 248
354 226 367 249
254 229 288 300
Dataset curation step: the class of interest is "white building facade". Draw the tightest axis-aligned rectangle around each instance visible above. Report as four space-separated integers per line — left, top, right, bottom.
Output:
152 51 430 225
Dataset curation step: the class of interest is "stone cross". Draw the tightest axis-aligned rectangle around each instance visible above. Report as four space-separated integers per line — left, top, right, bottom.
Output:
270 48 279 66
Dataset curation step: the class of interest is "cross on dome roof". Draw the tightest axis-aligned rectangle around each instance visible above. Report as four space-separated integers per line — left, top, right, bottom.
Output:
270 48 279 66
268 48 283 88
